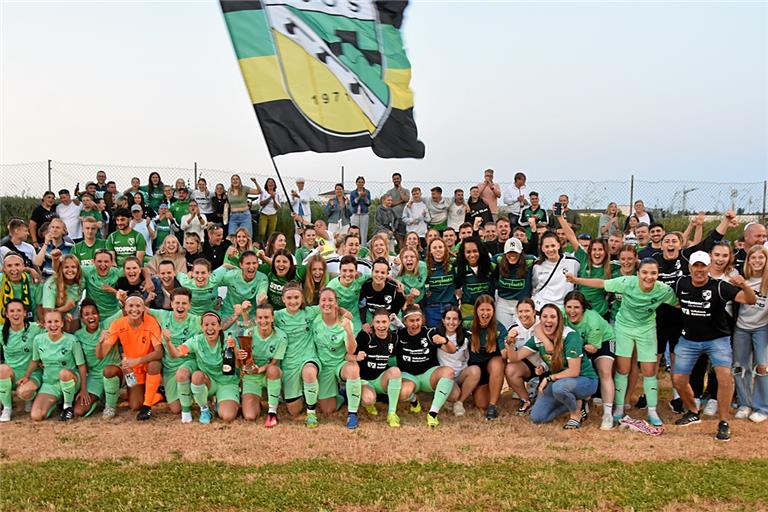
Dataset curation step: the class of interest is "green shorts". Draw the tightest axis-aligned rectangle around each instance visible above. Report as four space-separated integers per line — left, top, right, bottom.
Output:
163 361 199 403
242 373 267 397
401 367 438 393
615 325 657 363
86 374 104 398
362 373 388 394
281 359 320 401
10 364 42 390
39 371 79 400
318 360 347 400
206 374 240 404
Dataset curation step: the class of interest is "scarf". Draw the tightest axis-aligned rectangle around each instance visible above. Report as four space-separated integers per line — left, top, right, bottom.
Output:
0 271 32 325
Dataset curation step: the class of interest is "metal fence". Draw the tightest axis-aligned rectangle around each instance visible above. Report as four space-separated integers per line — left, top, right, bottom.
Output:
1 160 766 219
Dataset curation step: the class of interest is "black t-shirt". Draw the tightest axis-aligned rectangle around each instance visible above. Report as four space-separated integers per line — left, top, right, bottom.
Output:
465 199 493 227
203 239 231 270
734 248 747 275
674 276 740 341
355 331 395 381
116 276 145 295
394 327 440 375
30 205 57 230
359 280 405 323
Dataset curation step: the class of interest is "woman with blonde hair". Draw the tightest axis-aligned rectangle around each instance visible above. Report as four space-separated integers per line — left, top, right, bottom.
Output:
224 227 254 267
227 174 261 236
146 236 186 274
396 247 427 305
41 254 83 332
302 254 328 306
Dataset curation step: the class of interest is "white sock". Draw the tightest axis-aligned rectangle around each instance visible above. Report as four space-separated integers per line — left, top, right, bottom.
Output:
603 404 613 417
63 401 72 409
268 405 277 414
672 388 680 399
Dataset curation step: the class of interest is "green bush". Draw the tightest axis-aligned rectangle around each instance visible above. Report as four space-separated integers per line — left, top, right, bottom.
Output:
0 196 39 237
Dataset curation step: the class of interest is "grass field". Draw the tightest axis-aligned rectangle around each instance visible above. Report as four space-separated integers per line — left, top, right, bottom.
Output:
1 375 767 511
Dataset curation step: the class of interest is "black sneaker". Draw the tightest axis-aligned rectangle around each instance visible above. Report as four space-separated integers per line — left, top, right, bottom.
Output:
59 406 74 422
635 394 647 409
136 405 152 421
669 397 685 414
674 410 701 426
485 404 498 421
715 420 731 442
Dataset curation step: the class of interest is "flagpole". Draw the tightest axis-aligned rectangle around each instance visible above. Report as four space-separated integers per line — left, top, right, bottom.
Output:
267 154 303 235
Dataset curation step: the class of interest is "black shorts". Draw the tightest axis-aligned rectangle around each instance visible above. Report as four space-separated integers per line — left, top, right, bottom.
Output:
522 358 537 376
657 311 683 355
468 360 493 386
587 340 615 362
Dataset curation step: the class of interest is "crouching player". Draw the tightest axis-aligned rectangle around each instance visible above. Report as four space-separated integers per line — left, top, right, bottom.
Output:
163 311 241 424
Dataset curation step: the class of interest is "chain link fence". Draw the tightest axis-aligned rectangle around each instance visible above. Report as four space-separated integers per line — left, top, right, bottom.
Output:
1 160 766 219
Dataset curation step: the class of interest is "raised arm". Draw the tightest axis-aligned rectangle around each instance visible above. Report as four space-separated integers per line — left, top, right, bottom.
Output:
565 273 606 289
556 214 580 253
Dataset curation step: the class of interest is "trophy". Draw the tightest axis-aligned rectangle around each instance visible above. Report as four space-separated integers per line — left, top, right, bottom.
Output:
237 332 257 374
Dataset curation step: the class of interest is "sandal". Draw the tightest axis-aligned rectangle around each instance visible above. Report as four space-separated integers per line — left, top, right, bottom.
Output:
563 418 581 429
516 399 532 416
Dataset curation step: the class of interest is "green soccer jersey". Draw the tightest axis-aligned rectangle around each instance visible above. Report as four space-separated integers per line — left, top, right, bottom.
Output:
574 247 610 316
175 272 224 315
216 267 269 319
425 262 457 305
603 276 678 333
311 315 348 369
326 275 367 332
274 306 321 369
169 200 190 224
1 323 45 373
140 186 166 211
153 219 174 250
75 312 122 374
182 334 234 380
244 327 288 366
81 266 123 318
71 239 106 266
294 246 313 264
41 277 84 314
32 332 86 379
523 327 597 379
149 309 201 372
564 309 614 350
399 261 427 304
106 229 146 266
259 263 307 310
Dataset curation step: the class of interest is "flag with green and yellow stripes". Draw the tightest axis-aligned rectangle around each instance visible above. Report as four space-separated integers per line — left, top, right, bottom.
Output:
220 0 425 158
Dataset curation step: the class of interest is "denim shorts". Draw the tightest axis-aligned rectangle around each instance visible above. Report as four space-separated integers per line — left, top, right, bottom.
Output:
674 336 732 375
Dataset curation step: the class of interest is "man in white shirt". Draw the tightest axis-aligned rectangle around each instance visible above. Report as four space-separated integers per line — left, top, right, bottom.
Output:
290 177 312 245
503 171 529 226
56 189 83 242
426 186 450 232
402 187 431 242
180 200 208 240
447 188 469 231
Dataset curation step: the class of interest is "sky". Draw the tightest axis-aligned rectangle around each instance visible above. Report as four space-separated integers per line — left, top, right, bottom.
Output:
1 0 766 191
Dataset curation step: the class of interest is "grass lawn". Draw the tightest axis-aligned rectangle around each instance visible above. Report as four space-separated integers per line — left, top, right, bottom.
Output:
2 457 766 511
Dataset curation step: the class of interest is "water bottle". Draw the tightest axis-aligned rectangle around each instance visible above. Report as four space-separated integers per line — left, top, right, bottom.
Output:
118 344 137 387
222 334 236 375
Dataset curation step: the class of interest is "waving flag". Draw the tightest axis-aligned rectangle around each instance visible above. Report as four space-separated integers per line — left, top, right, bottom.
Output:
220 0 425 158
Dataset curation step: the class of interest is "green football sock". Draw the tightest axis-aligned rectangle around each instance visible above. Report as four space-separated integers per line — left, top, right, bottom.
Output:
303 380 318 408
190 383 208 409
643 376 659 408
614 373 628 410
60 378 77 408
429 377 453 414
0 377 12 409
104 376 120 408
346 378 361 414
267 378 281 410
178 380 192 413
387 377 402 414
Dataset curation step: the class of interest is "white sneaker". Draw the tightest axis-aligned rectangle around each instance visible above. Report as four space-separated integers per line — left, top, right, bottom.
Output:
0 407 11 422
749 410 768 423
102 406 116 419
181 411 193 424
600 414 613 430
702 399 718 417
735 406 752 419
453 401 466 417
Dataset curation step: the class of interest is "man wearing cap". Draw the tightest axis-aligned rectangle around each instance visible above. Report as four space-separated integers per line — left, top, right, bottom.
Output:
671 251 756 441
106 208 147 266
734 222 767 274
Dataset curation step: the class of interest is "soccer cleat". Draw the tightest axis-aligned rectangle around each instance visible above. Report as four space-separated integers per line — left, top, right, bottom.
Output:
647 412 663 427
0 407 11 422
453 401 466 417
102 406 116 419
426 413 440 428
180 411 193 424
136 405 152 421
305 411 318 428
387 412 401 428
409 400 422 414
734 406 752 419
516 399 532 416
702 399 719 417
59 407 75 422
749 410 768 423
485 404 499 421
634 394 647 409
715 420 731 442
619 415 664 436
265 413 278 428
364 404 379 416
563 418 581 429
199 407 212 424
346 412 359 430
674 411 701 426
600 414 614 431
669 397 684 414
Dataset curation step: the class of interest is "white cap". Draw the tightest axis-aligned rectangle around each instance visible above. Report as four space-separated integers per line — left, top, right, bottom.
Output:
504 238 523 254
296 177 306 183
689 251 711 266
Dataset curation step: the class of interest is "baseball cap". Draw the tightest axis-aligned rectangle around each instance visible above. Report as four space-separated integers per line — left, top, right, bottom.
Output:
158 203 168 209
131 204 142 212
296 177 305 183
578 233 592 240
689 251 711 266
504 238 523 254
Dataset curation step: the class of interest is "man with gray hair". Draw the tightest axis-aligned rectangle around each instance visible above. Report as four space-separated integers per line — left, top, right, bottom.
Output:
735 222 767 274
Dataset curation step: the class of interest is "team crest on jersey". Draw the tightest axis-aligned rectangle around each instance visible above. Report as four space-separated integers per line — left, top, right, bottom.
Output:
702 290 712 301
421 338 429 348
384 295 392 304
387 343 394 353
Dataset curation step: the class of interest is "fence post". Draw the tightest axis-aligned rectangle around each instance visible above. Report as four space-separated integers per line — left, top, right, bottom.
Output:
47 160 52 192
762 180 767 224
341 165 344 189
194 162 198 184
629 174 634 212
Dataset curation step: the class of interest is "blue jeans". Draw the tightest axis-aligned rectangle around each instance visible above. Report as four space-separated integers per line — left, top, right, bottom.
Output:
228 210 252 237
733 325 768 413
424 302 452 329
530 376 598 423
674 336 732 374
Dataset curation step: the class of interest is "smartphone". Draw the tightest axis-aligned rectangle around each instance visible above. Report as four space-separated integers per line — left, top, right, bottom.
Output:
553 203 563 216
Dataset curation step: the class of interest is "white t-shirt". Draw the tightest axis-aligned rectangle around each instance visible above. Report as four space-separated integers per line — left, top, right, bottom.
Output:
437 333 469 379
736 277 767 330
503 184 529 216
635 212 651 225
510 320 546 369
56 202 83 240
181 213 207 240
259 191 283 215
192 190 214 214
531 255 580 310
